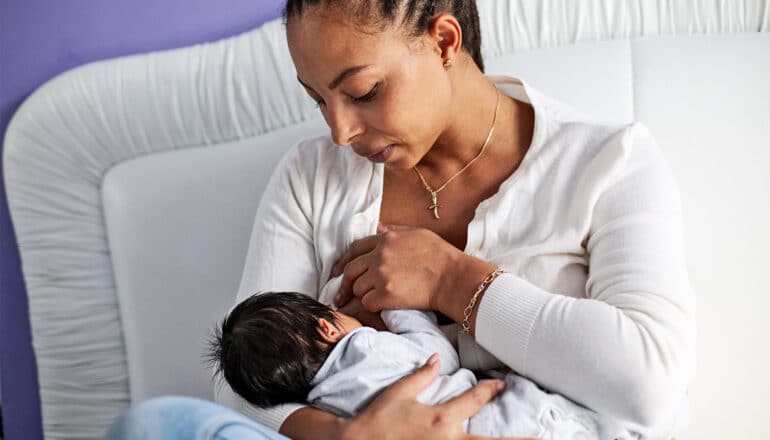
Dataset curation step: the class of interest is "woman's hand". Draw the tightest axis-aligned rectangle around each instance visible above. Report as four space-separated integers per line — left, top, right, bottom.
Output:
337 296 387 331
341 353 538 440
331 223 463 312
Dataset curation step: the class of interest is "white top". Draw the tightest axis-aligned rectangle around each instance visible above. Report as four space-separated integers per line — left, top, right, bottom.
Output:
216 77 695 434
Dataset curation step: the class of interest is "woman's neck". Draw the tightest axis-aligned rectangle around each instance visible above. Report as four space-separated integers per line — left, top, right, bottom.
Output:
416 74 522 179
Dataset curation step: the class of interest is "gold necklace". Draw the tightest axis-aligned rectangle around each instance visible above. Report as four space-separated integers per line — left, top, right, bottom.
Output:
413 89 501 220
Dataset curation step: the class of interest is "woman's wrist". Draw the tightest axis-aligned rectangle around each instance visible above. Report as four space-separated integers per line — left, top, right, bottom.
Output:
436 251 498 330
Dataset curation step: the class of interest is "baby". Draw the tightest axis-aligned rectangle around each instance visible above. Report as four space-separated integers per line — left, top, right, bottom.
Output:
209 291 633 439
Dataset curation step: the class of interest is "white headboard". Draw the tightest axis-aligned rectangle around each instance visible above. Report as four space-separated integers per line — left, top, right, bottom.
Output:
4 1 769 438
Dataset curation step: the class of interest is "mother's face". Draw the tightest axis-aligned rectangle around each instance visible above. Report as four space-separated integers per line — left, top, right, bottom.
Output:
286 11 453 170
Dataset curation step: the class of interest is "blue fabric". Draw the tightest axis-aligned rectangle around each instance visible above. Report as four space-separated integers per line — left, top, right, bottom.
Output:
105 396 289 440
0 192 43 440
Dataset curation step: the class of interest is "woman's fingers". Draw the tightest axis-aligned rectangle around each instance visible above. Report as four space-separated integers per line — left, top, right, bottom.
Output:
438 379 506 423
331 235 379 278
359 288 381 312
337 297 387 330
346 354 528 440
351 268 376 298
381 353 441 399
335 254 372 307
377 222 414 233
333 224 414 278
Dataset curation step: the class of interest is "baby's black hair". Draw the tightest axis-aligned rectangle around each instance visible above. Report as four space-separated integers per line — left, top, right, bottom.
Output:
284 0 484 72
207 291 340 407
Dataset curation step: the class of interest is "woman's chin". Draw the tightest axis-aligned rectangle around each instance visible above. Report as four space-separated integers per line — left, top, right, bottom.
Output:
383 159 404 169
383 157 413 171
382 149 418 171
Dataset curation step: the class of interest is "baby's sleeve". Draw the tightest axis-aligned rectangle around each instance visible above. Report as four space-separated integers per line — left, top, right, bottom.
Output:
380 309 460 374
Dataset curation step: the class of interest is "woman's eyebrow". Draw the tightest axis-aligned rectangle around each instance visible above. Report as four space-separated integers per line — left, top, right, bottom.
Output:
296 65 372 92
327 65 370 90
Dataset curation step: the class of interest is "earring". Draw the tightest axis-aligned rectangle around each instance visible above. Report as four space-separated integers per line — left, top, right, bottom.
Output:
443 58 453 68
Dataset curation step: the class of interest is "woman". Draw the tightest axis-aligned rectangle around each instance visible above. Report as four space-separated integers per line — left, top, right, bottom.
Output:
109 0 694 439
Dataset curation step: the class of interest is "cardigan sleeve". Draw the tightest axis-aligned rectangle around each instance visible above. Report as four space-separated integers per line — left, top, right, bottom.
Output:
474 124 695 432
213 141 320 432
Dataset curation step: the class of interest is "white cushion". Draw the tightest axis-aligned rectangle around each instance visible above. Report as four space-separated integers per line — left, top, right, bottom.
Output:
102 118 327 401
632 33 770 439
486 39 634 124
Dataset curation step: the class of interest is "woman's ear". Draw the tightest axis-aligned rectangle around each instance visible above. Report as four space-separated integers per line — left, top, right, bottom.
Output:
429 13 463 64
316 318 343 343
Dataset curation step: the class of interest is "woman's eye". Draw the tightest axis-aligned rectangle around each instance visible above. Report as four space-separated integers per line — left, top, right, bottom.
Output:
314 99 325 108
353 82 380 103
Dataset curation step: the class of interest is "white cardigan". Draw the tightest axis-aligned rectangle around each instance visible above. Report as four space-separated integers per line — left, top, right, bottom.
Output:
216 77 695 435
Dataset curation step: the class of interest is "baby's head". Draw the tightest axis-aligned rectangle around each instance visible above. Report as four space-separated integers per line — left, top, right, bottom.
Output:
208 291 361 407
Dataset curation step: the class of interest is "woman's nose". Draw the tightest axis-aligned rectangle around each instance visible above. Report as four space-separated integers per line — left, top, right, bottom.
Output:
326 105 363 147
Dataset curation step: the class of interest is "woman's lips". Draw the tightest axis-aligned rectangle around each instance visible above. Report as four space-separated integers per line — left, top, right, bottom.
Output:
367 145 394 163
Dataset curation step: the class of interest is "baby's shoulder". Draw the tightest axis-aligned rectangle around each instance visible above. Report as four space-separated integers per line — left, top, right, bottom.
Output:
341 328 418 359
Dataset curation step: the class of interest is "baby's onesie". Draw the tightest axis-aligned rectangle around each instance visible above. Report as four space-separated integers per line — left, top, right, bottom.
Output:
307 304 633 439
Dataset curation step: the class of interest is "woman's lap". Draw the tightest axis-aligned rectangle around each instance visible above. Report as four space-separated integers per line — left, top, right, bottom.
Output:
105 396 288 440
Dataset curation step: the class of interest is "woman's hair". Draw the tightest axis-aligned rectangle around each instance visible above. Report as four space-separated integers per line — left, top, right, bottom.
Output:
207 291 340 407
284 0 484 72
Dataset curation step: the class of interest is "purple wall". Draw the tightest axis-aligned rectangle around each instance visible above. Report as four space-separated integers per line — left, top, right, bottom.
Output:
0 1 284 438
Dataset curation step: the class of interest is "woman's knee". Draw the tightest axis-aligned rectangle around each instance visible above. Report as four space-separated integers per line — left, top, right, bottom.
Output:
105 396 286 440
105 396 223 439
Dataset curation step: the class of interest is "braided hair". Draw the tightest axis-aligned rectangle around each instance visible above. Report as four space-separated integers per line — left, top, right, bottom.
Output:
284 0 484 72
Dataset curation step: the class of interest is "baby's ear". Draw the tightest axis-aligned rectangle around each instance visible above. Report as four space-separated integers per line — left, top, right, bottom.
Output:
316 318 342 343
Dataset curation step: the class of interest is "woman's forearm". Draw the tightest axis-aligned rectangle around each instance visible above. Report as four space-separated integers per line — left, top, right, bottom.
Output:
279 407 348 440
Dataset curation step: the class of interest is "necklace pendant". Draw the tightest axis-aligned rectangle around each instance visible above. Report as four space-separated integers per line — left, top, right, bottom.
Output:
427 191 442 220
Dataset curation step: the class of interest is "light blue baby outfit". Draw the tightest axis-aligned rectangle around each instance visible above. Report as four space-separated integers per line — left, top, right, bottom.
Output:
307 309 634 439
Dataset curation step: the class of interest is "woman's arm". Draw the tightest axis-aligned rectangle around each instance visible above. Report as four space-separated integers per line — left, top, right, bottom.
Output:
450 125 695 431
278 407 347 440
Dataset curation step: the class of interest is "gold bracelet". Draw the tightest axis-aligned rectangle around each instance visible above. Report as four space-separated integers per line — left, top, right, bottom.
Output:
461 268 504 335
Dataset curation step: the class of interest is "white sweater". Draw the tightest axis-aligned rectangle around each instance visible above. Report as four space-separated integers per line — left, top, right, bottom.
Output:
215 77 696 435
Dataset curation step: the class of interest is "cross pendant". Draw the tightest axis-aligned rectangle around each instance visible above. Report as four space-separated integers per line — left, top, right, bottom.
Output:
427 190 443 219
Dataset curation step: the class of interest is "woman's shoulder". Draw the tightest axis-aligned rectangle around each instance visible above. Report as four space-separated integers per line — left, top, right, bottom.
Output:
524 87 669 194
530 90 663 167
572 120 664 168
554 118 666 178
544 117 674 203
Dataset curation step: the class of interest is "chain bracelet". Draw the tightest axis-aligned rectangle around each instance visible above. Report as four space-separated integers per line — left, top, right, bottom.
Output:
461 268 504 335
